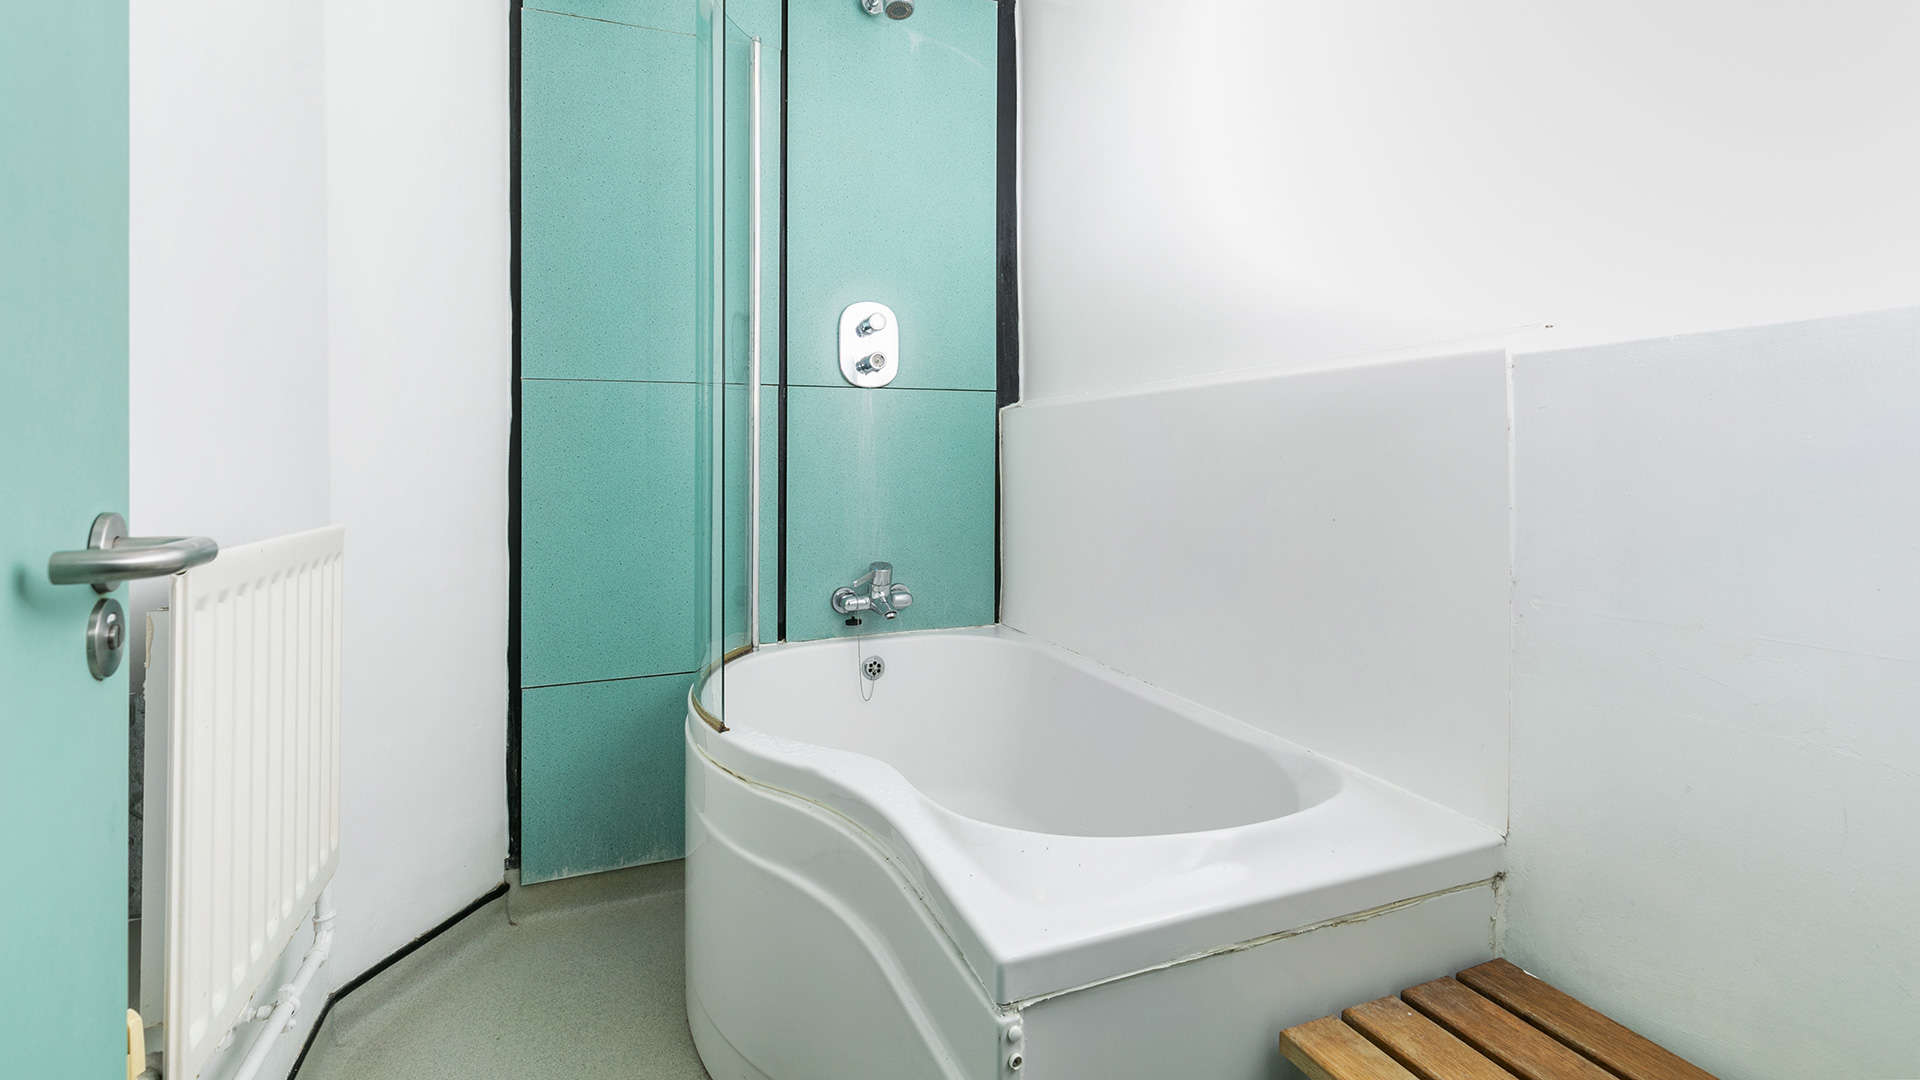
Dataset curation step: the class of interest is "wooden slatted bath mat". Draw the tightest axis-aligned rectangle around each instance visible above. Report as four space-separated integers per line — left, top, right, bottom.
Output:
1279 959 1720 1080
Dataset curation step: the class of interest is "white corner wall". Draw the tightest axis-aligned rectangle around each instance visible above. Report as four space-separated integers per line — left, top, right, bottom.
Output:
1017 0 1920 401
318 0 512 1040
1002 350 1513 829
130 9 334 1074
130 4 511 1078
1504 308 1920 1079
1013 6 1920 1075
130 0 332 653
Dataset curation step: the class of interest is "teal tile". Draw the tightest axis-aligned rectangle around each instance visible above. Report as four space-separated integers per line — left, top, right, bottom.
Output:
522 11 696 381
725 0 781 48
784 387 997 640
720 38 780 387
756 49 781 385
521 674 690 882
721 25 752 386
720 383 748 650
528 0 777 44
522 380 699 685
525 0 692 36
720 384 780 651
757 385 779 635
788 1 997 391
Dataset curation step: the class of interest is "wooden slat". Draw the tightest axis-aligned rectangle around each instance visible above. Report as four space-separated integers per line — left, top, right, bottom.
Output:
1342 997 1520 1080
1280 1015 1423 1080
1457 961 1720 1080
1402 977 1617 1080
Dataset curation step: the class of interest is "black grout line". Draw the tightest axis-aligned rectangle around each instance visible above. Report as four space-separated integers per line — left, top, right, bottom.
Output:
522 671 699 692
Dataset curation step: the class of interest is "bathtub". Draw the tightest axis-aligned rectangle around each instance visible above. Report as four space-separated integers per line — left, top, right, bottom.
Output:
685 626 1503 1079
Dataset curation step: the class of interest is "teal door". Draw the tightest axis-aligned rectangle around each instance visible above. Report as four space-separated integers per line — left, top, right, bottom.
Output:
1 4 132 1077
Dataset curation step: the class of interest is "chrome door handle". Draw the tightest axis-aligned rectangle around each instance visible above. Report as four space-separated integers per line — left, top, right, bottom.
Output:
47 512 219 593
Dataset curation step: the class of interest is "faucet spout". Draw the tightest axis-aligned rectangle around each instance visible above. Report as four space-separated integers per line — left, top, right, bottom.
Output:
831 561 913 620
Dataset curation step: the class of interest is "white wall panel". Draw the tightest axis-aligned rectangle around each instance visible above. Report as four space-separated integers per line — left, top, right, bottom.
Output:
1002 350 1512 829
1505 308 1920 1079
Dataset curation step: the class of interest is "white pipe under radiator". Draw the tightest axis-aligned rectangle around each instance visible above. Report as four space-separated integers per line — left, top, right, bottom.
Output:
228 886 335 1080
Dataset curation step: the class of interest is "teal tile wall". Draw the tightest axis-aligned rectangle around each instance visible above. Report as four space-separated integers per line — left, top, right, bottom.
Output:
520 4 781 877
781 0 1000 640
524 0 690 35
723 384 782 651
722 23 780 385
787 0 998 391
784 386 998 641
520 675 691 883
518 0 995 875
525 0 779 45
522 9 695 382
727 0 781 47
520 379 698 686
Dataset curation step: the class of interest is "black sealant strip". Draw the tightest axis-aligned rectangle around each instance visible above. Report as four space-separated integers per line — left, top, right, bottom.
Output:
993 0 1021 621
284 881 512 1078
505 0 525 871
775 0 791 643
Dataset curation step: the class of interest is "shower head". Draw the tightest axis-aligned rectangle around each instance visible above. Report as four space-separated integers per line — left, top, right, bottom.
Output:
863 0 914 18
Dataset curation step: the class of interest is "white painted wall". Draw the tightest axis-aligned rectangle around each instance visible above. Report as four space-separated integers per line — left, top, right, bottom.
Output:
129 7 334 1072
130 4 511 1077
1017 0 1920 402
1015 7 1920 1072
1002 350 1512 829
1504 308 1920 1079
129 0 332 658
299 0 512 1074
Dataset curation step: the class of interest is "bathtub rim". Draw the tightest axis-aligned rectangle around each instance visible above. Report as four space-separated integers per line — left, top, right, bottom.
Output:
689 624 1506 1003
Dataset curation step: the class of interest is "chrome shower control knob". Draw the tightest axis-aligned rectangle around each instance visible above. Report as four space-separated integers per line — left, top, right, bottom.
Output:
839 302 899 387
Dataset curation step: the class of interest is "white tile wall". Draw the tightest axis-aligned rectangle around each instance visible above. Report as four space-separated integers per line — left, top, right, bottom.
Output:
1002 349 1513 829
1505 307 1920 1079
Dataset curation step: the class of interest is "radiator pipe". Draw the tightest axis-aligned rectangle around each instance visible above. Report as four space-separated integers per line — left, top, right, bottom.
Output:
228 886 337 1080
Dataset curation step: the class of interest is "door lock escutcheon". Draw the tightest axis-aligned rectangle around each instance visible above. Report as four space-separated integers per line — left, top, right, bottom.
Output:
47 512 218 680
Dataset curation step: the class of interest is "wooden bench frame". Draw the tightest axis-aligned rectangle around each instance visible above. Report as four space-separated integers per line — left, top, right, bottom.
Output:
1279 959 1720 1080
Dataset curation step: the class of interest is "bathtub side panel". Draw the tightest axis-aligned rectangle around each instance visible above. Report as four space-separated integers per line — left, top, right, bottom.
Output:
1018 884 1496 1080
685 722 1013 1080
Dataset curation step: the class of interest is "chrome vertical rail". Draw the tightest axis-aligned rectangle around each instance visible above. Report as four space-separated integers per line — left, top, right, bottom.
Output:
746 36 763 647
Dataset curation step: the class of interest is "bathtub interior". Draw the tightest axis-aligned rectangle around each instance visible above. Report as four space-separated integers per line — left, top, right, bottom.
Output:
711 628 1345 838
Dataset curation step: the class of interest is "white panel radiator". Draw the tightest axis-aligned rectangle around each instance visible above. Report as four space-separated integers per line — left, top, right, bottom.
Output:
152 526 344 1080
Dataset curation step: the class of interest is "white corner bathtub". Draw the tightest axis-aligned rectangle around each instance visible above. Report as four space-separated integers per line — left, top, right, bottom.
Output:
685 626 1503 1080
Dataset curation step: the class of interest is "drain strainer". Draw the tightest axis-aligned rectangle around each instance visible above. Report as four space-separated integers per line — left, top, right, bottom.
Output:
862 656 886 681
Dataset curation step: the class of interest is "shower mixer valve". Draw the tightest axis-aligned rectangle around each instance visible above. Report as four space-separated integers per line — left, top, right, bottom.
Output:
839 301 900 387
832 561 914 621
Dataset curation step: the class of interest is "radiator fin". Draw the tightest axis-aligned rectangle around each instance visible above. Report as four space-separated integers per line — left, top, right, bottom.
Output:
166 527 344 1080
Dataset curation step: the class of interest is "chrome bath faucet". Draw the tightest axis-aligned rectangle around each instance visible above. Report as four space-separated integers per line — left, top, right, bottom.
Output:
831 561 914 621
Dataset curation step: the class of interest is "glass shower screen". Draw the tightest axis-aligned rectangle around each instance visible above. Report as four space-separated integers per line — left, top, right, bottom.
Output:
694 0 761 731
